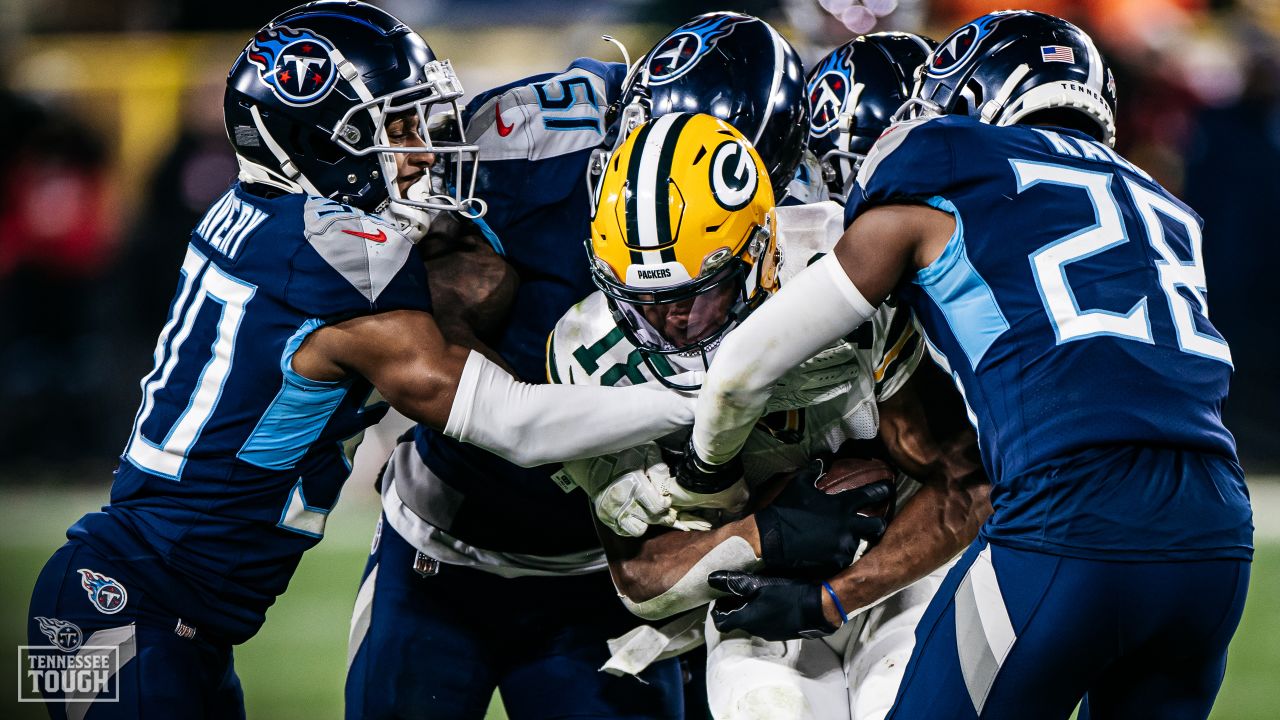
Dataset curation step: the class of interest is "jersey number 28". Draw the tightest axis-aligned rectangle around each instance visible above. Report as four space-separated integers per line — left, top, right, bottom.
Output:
1013 160 1231 365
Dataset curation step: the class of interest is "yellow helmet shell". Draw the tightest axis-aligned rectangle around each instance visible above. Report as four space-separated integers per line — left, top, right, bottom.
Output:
590 113 778 294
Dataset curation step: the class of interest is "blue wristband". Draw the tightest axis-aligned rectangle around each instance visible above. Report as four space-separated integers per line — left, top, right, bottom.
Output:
822 582 848 626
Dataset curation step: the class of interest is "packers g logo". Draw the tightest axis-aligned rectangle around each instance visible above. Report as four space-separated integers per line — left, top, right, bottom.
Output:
709 140 758 211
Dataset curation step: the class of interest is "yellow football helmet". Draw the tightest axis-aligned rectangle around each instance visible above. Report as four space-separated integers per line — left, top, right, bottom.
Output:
588 112 779 387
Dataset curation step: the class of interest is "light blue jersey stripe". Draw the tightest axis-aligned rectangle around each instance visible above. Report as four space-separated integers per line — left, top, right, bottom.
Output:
915 197 1010 369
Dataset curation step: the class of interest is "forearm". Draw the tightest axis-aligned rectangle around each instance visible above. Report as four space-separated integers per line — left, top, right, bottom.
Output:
692 254 875 464
821 477 991 625
445 352 695 467
605 516 763 620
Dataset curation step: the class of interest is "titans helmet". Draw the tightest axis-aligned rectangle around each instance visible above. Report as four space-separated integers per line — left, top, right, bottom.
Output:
224 0 483 228
592 12 809 201
806 32 934 203
897 10 1117 146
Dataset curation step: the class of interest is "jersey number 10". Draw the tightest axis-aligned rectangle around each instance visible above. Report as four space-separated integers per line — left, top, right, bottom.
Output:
124 246 256 479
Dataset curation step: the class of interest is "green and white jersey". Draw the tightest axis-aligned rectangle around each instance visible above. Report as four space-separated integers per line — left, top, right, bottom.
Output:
547 202 925 485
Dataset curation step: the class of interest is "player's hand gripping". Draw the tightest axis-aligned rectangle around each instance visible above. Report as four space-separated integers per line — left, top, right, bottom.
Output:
707 571 838 641
755 458 894 574
581 444 719 537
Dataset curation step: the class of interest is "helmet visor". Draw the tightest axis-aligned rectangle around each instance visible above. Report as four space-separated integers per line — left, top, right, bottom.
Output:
608 265 745 353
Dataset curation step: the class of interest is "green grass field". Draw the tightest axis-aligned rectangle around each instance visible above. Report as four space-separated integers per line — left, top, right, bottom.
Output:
2 483 1276 719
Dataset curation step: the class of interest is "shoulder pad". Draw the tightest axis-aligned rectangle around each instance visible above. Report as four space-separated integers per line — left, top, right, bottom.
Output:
466 61 623 162
845 116 961 227
301 197 417 304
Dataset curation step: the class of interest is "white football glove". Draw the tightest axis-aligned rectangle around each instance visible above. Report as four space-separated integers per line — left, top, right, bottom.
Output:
564 444 714 538
766 339 861 412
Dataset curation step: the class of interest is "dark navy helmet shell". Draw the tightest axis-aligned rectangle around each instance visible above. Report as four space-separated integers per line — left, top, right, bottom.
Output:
898 10 1117 146
224 0 483 226
599 12 809 200
806 32 933 203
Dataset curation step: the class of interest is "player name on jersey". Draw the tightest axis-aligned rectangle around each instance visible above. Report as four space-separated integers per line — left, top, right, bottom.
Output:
195 189 270 260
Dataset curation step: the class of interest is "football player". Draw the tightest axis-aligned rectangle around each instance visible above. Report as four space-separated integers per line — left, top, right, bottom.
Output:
344 13 818 720
551 105 988 720
24 3 701 717
683 11 1253 720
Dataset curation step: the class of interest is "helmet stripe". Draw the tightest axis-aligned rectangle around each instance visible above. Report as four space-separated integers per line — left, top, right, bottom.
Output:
758 23 788 149
630 113 683 261
653 112 695 260
624 118 655 263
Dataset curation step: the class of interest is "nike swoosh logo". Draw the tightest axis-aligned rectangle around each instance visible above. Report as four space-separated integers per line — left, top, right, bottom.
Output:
495 101 516 137
342 228 388 243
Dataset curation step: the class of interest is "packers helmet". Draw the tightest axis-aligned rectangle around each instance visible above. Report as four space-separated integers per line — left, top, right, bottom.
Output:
588 112 779 388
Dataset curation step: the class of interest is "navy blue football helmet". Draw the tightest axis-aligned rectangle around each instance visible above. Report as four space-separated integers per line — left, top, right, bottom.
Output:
224 1 482 225
897 10 1117 146
592 12 809 200
806 32 934 203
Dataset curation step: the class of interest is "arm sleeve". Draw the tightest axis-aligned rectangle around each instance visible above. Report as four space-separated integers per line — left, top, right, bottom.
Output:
691 254 877 465
445 351 694 467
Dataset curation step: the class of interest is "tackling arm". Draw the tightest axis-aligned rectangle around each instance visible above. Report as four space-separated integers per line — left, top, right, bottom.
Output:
821 357 991 625
690 204 953 465
418 212 520 371
292 309 695 467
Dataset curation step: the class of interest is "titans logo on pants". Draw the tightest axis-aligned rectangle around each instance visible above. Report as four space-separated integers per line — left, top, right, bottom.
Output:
35 616 84 652
78 568 128 615
247 27 339 106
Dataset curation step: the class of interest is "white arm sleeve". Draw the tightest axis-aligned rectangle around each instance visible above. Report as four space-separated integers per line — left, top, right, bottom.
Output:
445 351 695 467
692 254 877 464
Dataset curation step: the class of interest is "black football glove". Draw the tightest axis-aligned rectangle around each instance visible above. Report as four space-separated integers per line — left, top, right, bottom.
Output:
667 436 744 495
708 570 838 641
754 459 892 574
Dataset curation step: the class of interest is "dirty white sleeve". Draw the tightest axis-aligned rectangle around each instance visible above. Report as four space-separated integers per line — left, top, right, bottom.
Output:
619 536 762 621
692 254 876 464
445 351 694 467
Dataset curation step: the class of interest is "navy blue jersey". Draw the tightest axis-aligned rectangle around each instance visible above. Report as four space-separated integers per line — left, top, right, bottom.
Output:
845 116 1251 560
412 59 626 554
69 183 431 642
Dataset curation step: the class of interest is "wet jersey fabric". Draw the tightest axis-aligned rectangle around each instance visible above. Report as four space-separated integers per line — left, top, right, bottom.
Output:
67 183 431 643
408 58 627 557
845 115 1251 561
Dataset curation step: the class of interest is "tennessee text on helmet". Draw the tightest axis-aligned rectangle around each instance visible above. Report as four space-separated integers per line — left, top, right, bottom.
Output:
893 10 1118 146
225 0 485 235
806 32 933 203
587 113 779 390
588 12 809 209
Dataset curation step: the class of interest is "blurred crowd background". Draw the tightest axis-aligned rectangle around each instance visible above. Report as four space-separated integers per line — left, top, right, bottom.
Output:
1 0 1277 481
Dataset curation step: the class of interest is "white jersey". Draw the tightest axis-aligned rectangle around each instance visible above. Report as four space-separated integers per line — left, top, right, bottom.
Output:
548 202 924 485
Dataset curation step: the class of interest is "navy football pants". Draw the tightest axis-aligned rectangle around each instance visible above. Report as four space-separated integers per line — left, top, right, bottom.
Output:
345 516 684 720
887 539 1249 719
26 540 244 720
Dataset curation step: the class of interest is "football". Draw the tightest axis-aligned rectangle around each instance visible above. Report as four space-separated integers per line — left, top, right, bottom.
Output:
816 457 897 520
